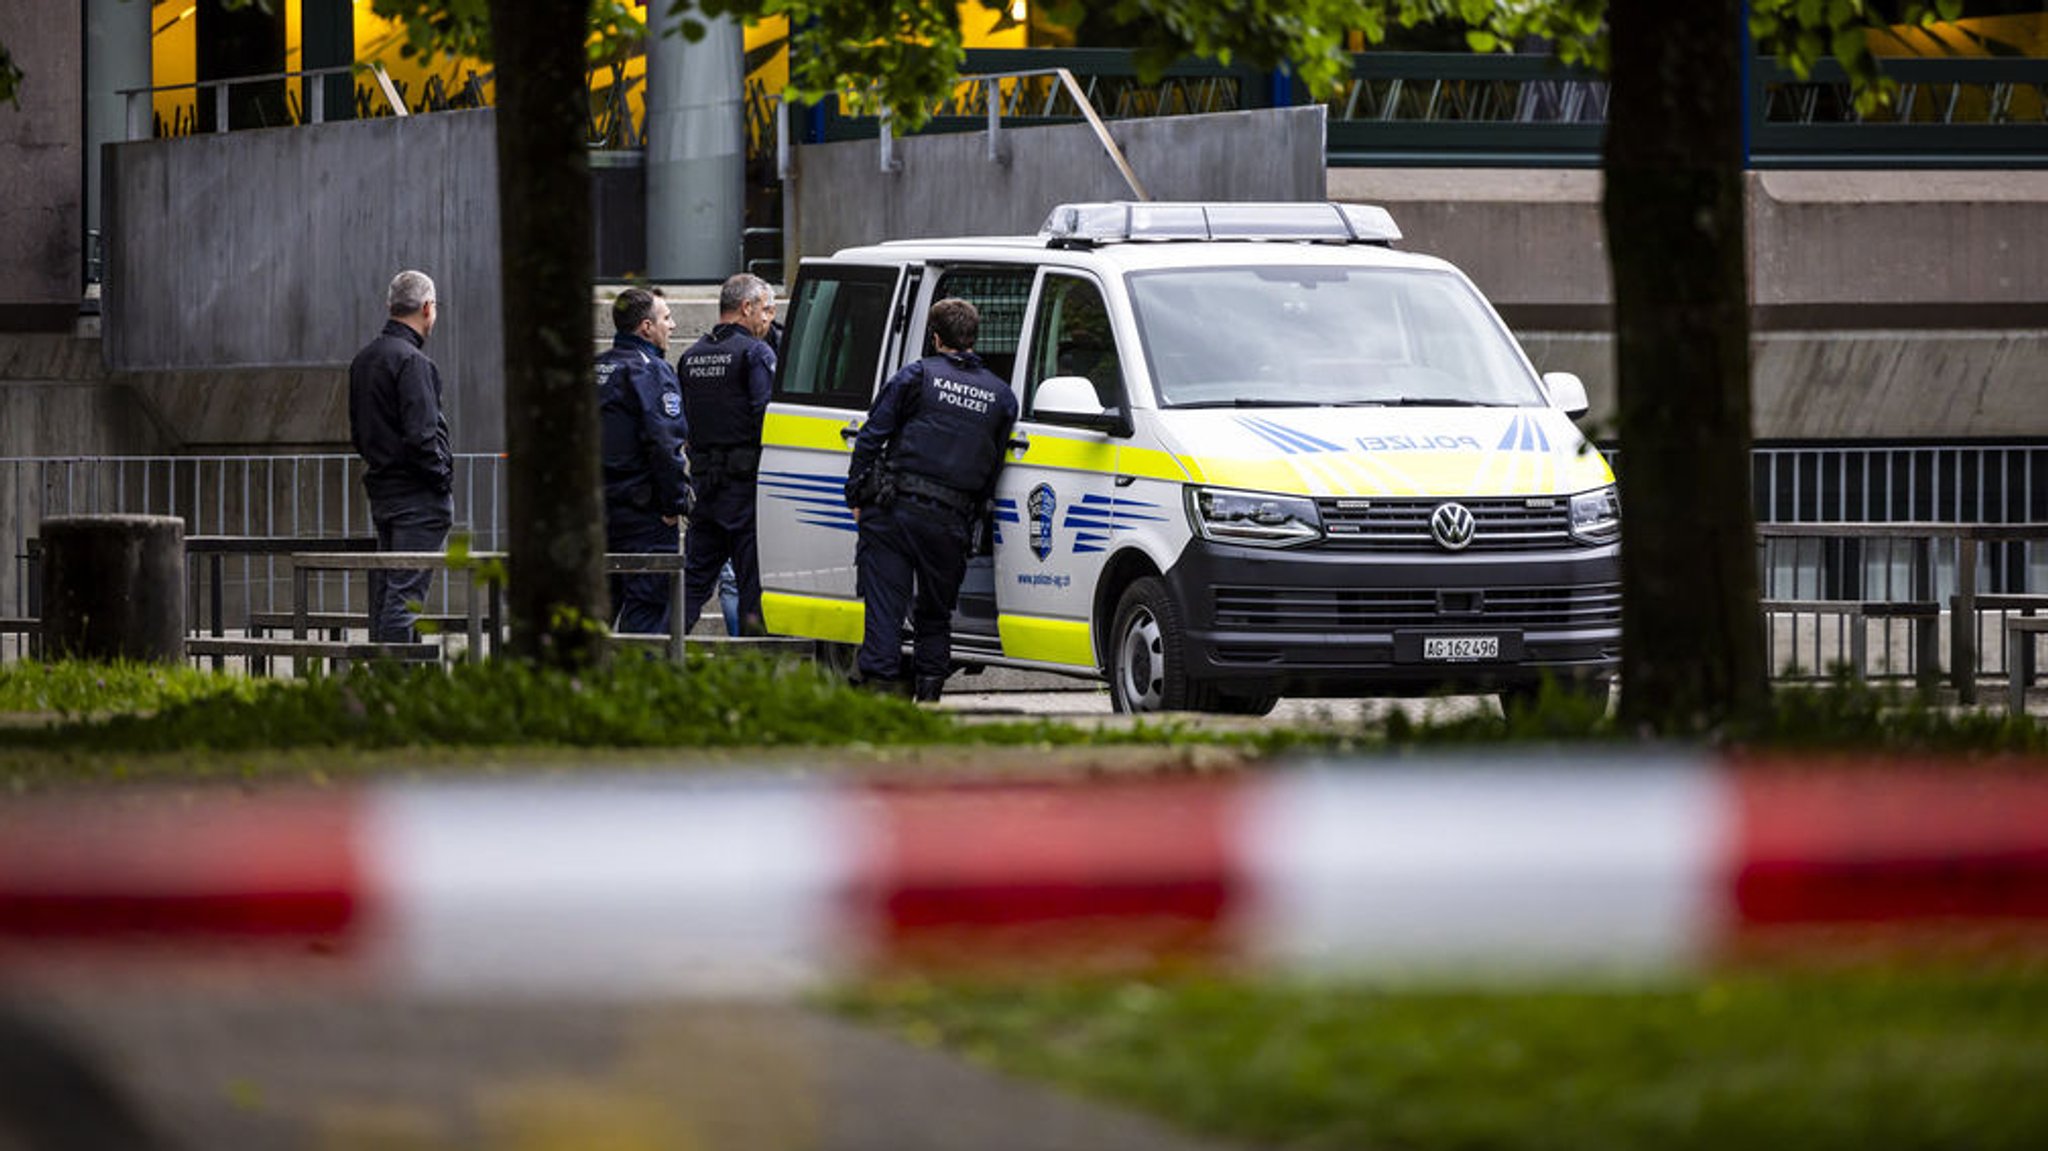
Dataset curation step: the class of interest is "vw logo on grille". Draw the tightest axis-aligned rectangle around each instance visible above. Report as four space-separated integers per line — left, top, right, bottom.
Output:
1429 502 1477 551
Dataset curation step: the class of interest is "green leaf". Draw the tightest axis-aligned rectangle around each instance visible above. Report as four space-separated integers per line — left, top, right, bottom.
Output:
1465 29 1499 54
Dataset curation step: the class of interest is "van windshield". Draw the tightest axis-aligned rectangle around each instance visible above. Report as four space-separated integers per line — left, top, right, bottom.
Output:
1127 266 1547 408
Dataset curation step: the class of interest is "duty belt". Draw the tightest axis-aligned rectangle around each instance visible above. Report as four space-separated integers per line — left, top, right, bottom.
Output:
894 471 976 513
692 443 761 477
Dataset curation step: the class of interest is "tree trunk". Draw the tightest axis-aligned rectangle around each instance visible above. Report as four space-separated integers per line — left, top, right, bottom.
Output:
1604 0 1769 732
488 0 610 666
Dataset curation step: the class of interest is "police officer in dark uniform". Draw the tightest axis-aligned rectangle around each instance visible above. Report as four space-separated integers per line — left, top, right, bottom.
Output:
845 298 1020 701
677 273 777 635
597 287 692 634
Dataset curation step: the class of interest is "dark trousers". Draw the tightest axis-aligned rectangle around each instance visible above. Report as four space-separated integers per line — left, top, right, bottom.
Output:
368 489 454 643
681 480 763 634
855 499 970 682
607 515 680 635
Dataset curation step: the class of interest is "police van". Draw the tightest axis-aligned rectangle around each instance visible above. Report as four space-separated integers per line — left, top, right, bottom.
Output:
757 201 1620 714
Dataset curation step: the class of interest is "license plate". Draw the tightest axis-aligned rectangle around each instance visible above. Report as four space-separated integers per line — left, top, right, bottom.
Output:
1423 635 1500 662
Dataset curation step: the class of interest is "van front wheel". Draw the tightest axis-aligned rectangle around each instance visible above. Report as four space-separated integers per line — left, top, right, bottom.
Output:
1108 577 1200 714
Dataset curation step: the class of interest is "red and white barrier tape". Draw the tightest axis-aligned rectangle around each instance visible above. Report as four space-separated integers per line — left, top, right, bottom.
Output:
3 754 2046 994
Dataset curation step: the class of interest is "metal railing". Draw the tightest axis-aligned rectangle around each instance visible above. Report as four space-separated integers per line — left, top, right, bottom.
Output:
116 63 425 140
1752 442 2048 682
3 454 508 657
842 66 1149 197
9 444 2044 676
113 50 2048 169
810 49 2048 170
1754 442 2048 597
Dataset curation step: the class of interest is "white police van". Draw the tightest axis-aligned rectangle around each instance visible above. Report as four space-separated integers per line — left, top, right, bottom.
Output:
757 202 1620 714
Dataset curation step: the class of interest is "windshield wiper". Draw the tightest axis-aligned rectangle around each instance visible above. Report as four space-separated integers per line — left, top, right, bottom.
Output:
1381 396 1510 408
1171 398 1308 409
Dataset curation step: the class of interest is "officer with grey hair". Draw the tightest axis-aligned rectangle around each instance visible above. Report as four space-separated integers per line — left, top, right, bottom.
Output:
348 269 452 643
676 272 777 635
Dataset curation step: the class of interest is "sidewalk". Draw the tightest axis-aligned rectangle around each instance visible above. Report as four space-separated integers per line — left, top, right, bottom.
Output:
20 994 1256 1151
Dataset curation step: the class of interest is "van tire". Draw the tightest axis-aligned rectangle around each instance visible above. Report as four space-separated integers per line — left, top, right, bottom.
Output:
1108 577 1200 713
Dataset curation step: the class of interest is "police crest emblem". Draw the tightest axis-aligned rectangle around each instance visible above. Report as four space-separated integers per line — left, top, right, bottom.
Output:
1027 483 1057 561
661 390 682 419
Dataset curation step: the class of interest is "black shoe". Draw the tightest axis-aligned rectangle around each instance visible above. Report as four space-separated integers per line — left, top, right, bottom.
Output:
913 675 946 703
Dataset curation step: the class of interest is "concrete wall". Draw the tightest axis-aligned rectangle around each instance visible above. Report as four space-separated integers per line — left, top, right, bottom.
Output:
792 106 1328 255
53 110 2048 452
1330 167 2048 440
0 335 169 458
1750 170 2048 316
0 5 84 330
103 109 505 452
1328 168 1610 312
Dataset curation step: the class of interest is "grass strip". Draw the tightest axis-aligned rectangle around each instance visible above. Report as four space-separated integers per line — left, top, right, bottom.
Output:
834 966 2048 1151
0 659 269 718
1 660 2042 769
1 654 952 752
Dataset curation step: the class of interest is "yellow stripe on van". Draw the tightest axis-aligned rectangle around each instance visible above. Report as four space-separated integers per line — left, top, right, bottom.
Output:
1013 436 1186 484
762 411 855 453
1175 456 1310 492
762 592 863 644
1017 435 1119 474
999 614 1096 668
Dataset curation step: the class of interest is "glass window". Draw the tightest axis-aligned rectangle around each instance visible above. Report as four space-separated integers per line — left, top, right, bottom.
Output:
1023 275 1123 416
929 266 1034 385
1127 266 1546 409
774 267 899 410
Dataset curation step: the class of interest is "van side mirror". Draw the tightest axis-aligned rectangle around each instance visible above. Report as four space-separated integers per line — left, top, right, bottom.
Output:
1542 371 1590 420
1032 375 1130 436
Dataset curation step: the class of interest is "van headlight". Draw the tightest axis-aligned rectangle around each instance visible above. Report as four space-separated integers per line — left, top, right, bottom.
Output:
1188 487 1323 547
1569 485 1621 545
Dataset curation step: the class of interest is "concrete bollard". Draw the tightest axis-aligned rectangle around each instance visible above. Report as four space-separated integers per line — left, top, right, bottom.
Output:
38 515 186 663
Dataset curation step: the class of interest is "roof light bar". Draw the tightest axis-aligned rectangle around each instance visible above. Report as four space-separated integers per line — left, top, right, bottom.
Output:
1039 201 1402 247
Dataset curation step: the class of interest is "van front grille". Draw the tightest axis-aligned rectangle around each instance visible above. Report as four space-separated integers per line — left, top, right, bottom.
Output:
1212 583 1623 632
1315 497 1574 551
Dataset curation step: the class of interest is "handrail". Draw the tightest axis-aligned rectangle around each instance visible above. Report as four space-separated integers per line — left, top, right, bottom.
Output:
823 49 2048 169
115 63 412 139
854 66 1149 200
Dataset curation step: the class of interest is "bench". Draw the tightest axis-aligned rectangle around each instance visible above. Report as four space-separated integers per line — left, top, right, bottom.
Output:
187 535 380 670
1761 598 1942 685
237 611 484 675
185 635 440 673
246 610 479 638
609 632 813 658
0 617 35 659
1970 595 2048 696
293 550 686 662
2004 614 2048 715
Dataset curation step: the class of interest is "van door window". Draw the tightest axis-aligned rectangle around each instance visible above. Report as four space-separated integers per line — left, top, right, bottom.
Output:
927 266 1033 385
1023 274 1122 416
775 267 901 410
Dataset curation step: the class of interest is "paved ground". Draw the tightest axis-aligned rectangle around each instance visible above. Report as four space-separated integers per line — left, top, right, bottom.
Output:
918 662 1506 728
10 993 1251 1151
